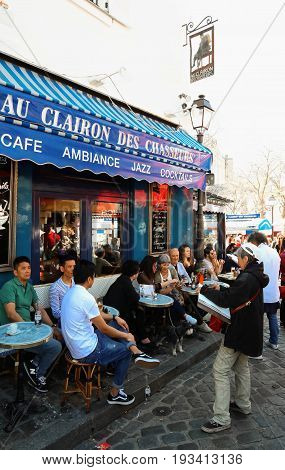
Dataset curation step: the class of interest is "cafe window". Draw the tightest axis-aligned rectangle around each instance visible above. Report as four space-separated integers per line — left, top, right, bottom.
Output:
39 198 80 283
91 201 122 276
204 212 218 247
149 183 169 254
0 157 17 271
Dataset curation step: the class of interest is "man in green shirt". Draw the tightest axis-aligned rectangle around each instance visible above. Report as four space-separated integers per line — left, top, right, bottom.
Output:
0 256 62 393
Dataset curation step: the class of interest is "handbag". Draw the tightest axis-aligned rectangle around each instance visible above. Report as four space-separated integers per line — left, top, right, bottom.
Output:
209 289 260 333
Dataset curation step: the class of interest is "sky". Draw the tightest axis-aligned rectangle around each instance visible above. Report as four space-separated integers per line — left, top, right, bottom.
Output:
0 0 284 168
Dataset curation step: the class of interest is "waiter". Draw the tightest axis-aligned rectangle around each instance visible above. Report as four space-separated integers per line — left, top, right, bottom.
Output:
199 243 269 433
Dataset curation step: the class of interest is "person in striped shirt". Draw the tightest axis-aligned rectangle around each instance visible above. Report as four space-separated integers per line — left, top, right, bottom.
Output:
49 254 76 326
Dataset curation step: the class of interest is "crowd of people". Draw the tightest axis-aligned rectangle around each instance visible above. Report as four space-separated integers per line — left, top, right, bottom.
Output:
0 231 284 429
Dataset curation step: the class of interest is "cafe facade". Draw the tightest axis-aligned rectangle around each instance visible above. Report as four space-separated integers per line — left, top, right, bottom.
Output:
0 53 212 286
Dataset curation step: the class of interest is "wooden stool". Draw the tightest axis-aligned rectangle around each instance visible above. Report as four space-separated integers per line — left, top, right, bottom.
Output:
61 351 101 413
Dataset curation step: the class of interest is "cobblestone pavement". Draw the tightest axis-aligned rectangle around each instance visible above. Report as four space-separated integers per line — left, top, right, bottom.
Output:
75 324 285 450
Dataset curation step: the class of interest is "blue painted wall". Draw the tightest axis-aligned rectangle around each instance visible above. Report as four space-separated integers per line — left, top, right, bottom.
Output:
0 162 33 287
129 180 149 262
170 187 193 249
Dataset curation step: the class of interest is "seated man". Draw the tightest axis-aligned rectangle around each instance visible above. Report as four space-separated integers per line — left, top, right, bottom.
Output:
0 256 62 393
93 247 112 276
61 260 160 406
169 248 212 333
49 253 76 326
103 260 154 349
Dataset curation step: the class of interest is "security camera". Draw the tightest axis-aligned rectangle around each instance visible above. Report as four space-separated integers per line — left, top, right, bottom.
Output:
178 93 191 113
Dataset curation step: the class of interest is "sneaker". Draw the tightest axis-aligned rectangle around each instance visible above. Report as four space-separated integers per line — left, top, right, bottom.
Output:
197 322 212 333
203 313 212 322
107 389 135 406
229 401 251 415
248 355 263 360
134 353 160 369
265 340 278 350
201 419 231 433
28 375 48 393
23 359 38 386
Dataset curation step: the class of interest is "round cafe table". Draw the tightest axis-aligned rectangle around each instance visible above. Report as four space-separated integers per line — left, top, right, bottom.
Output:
139 294 174 335
0 322 53 433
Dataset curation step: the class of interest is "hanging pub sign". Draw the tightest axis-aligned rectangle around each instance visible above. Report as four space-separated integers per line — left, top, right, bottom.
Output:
150 183 169 254
0 156 16 271
182 16 217 83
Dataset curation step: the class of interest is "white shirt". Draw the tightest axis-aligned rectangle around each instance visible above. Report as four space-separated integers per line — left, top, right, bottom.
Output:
172 262 191 284
61 285 100 359
257 243 280 303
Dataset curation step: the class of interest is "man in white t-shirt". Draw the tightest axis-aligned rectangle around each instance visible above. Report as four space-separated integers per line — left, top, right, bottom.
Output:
61 260 160 406
248 232 280 350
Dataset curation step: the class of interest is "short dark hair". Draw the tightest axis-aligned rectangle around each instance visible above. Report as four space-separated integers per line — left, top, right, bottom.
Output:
121 260 140 277
95 247 105 258
59 252 77 267
140 255 157 279
204 246 214 257
13 256 31 270
247 232 268 245
73 260 95 284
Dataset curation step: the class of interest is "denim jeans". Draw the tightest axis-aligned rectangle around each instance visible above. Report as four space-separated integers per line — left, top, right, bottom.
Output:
26 338 62 377
212 341 251 425
264 302 280 346
81 321 135 389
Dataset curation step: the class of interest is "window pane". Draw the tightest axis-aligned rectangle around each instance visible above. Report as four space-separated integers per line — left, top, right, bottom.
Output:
204 213 218 247
91 201 122 276
40 198 80 283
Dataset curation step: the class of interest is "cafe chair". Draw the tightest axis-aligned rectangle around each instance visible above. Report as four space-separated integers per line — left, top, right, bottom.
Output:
61 351 101 413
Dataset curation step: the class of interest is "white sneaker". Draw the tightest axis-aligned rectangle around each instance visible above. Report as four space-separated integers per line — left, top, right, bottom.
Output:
203 313 211 322
248 355 263 360
265 340 278 350
197 322 212 333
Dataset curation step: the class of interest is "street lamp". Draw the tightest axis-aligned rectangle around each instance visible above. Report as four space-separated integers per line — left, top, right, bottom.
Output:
190 94 214 144
189 95 214 264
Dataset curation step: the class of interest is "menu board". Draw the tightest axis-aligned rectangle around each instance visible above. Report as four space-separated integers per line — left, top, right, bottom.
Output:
150 184 169 254
0 157 14 269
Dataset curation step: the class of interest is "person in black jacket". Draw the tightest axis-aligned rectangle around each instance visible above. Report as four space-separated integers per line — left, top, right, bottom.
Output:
103 260 153 350
200 243 269 433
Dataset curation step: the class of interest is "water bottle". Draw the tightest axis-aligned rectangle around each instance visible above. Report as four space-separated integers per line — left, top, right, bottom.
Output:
144 384 151 400
34 304 42 327
139 284 144 298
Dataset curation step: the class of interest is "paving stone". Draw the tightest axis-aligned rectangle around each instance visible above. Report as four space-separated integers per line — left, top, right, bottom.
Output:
168 411 189 422
261 439 284 450
177 442 199 450
161 432 187 445
197 438 217 450
212 437 238 449
188 429 211 440
137 435 159 449
236 431 262 444
107 431 128 446
268 395 285 406
231 418 258 431
141 425 165 436
113 440 138 450
190 408 209 419
166 421 187 432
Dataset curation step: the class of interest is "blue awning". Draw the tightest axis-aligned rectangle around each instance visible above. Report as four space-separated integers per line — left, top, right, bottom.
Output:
0 56 212 190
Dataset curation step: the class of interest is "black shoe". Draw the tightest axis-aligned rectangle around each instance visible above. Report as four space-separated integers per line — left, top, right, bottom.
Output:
134 353 160 369
201 419 231 433
23 360 38 386
107 390 135 406
229 401 251 415
28 375 48 393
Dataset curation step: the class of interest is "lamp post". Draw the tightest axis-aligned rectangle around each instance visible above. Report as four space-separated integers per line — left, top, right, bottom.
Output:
189 95 214 265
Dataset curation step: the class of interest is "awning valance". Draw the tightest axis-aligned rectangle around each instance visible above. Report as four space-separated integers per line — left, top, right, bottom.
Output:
0 56 212 190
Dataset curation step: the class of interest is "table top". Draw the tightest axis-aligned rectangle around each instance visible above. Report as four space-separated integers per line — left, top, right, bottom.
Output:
103 305 120 317
0 322 53 350
139 294 174 308
182 280 229 296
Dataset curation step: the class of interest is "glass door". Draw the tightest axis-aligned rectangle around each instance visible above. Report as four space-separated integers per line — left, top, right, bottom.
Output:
39 198 80 283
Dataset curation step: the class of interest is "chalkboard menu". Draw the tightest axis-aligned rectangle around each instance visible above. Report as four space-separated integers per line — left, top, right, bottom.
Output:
150 184 169 254
0 157 15 270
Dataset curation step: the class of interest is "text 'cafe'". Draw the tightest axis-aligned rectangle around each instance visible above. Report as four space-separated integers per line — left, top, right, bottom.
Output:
0 52 212 286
